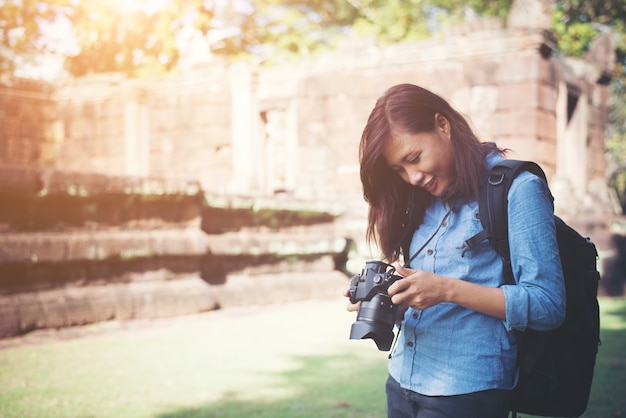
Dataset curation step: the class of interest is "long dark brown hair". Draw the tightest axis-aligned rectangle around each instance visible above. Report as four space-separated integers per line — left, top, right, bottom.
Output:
359 84 505 261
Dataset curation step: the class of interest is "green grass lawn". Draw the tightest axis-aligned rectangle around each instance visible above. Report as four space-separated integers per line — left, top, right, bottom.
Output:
0 297 624 418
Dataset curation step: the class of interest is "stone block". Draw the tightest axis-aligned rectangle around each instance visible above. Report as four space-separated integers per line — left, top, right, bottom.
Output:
496 83 539 111
112 284 135 320
538 83 558 113
497 137 538 159
15 292 45 331
64 287 93 326
494 55 542 84
537 111 557 142
0 296 20 338
205 231 346 257
213 271 348 309
491 111 539 138
462 61 500 86
87 286 116 322
128 282 158 319
0 164 42 192
38 289 69 328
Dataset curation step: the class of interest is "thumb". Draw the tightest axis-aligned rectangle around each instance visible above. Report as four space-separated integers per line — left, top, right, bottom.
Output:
395 264 415 277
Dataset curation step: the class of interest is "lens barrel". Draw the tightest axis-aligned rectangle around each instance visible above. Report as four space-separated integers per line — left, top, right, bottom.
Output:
349 293 398 351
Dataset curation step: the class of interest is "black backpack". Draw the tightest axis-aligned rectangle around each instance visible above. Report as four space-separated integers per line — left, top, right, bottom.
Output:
471 159 601 417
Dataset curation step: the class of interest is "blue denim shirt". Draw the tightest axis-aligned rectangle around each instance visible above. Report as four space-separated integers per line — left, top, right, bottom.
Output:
388 153 566 396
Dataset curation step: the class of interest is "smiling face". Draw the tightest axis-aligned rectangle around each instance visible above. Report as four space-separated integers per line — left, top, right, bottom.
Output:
382 113 455 197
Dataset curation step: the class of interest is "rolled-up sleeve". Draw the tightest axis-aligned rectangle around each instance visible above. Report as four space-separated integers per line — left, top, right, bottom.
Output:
502 173 566 331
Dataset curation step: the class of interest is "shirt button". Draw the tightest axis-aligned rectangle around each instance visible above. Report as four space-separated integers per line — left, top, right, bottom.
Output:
427 249 433 255
441 221 447 227
407 341 414 347
412 312 418 319
475 212 480 219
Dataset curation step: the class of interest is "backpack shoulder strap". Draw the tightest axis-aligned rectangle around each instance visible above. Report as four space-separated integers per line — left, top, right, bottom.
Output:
477 159 547 285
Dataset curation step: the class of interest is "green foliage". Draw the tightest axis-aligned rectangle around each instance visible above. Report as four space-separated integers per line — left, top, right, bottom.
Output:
0 0 70 73
552 10 601 58
550 1 626 210
607 129 626 208
2 1 626 193
551 0 626 65
2 0 623 80
209 0 361 61
0 0 216 77
351 0 436 44
1 0 517 75
63 0 214 77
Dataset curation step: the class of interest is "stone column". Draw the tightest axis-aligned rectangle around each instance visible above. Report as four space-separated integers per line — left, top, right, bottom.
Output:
123 86 150 176
554 81 589 212
228 62 261 194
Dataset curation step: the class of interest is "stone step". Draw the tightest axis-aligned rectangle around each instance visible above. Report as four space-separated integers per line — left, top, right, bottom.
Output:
0 271 349 338
0 229 208 263
0 163 202 196
0 229 349 263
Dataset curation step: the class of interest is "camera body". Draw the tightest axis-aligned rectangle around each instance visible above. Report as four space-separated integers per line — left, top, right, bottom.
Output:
349 260 402 351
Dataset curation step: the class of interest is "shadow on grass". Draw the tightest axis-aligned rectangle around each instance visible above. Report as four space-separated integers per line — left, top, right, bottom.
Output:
156 352 388 418
154 298 626 418
579 299 626 418
603 301 626 319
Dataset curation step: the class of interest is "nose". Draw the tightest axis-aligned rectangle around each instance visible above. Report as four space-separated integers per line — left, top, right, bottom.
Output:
406 169 425 187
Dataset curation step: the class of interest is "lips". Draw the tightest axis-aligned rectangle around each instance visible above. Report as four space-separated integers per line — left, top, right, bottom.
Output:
423 177 436 191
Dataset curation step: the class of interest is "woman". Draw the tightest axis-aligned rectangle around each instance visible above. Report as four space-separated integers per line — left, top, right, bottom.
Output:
347 84 566 418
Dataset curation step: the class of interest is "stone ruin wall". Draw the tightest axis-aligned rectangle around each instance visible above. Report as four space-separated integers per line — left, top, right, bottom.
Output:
50 68 233 190
39 20 614 218
0 78 58 168
0 7 624 337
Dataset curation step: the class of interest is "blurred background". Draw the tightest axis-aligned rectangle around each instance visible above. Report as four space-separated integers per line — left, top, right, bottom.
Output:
0 1 625 415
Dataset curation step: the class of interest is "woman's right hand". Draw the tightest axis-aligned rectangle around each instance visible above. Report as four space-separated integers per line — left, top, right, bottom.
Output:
343 288 361 312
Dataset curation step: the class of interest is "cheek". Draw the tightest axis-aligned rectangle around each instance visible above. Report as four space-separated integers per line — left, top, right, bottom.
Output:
398 171 410 184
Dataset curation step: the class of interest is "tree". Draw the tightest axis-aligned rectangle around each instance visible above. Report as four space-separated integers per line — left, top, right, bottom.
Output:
0 0 215 78
3 0 625 205
209 0 513 60
0 0 70 74
63 0 214 77
206 0 360 61
550 0 626 210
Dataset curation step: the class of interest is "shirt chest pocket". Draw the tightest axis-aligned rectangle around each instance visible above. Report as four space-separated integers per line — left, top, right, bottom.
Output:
456 208 494 257
416 208 484 271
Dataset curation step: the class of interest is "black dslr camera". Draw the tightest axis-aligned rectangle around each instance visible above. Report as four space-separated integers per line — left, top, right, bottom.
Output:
349 261 402 351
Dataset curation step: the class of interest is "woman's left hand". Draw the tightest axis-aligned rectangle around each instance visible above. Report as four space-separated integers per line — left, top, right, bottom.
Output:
387 265 450 310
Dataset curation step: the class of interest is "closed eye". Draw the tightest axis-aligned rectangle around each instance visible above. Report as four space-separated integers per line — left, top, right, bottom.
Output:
406 153 420 164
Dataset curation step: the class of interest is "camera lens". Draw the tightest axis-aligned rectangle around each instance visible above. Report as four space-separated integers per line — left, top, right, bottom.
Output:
349 293 398 351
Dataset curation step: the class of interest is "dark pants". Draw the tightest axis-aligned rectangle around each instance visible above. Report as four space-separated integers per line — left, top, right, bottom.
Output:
386 375 511 418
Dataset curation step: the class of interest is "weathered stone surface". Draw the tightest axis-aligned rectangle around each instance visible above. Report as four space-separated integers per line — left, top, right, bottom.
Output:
0 0 621 339
0 229 348 263
209 271 348 309
0 276 223 338
0 230 209 263
0 272 348 338
205 231 347 257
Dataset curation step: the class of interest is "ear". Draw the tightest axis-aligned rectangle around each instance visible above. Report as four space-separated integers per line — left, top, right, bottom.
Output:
434 113 450 135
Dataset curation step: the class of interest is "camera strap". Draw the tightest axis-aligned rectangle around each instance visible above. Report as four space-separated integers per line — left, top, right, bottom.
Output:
400 206 453 268
386 206 453 358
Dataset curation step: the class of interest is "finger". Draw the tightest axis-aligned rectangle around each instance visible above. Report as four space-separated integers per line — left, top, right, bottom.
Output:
391 291 409 307
346 301 360 312
390 294 401 306
396 265 416 276
388 276 410 295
